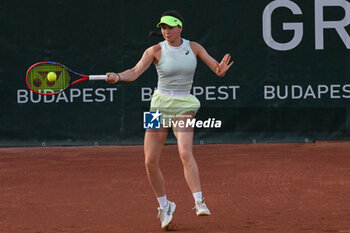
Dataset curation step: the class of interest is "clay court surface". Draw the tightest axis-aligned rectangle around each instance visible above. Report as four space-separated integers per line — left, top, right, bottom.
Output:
1 141 350 233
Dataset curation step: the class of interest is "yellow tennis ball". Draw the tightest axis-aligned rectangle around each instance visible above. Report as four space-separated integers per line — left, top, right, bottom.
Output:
47 72 57 82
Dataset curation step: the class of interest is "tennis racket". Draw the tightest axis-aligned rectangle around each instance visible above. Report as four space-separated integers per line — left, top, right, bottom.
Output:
26 61 107 96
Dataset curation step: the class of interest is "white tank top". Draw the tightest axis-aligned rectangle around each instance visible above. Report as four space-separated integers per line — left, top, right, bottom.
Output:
155 39 197 92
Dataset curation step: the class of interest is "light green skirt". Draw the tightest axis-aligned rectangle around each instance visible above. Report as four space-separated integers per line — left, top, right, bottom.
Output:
150 90 200 124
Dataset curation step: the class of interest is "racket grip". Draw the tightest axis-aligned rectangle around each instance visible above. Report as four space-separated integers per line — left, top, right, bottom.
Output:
89 75 107 80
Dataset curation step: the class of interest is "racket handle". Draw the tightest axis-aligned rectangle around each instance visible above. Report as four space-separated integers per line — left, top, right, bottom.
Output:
89 75 107 80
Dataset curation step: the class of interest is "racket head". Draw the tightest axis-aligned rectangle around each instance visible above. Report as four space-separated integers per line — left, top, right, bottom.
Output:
26 61 87 96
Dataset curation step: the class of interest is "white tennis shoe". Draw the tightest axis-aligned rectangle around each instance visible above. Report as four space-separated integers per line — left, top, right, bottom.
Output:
193 198 211 216
157 201 176 230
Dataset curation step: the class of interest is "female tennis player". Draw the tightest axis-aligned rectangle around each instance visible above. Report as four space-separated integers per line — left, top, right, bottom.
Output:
106 10 233 230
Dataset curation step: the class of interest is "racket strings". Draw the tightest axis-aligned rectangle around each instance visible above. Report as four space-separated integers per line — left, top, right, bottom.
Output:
28 64 71 94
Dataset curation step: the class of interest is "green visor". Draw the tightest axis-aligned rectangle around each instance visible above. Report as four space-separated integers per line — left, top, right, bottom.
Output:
157 16 183 28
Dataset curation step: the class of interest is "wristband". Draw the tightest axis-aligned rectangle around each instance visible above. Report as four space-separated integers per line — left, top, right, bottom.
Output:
116 73 122 81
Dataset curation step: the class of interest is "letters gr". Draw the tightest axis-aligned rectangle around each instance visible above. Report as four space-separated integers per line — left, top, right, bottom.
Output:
262 0 350 51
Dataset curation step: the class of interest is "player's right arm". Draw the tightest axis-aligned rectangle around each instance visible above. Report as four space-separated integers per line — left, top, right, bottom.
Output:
106 45 159 83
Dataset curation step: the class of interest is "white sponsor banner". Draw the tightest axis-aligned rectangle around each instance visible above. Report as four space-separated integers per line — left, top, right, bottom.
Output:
141 86 241 102
264 84 350 99
17 88 118 104
262 0 350 50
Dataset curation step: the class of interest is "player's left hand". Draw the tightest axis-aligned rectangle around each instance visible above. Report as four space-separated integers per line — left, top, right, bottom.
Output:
217 54 234 77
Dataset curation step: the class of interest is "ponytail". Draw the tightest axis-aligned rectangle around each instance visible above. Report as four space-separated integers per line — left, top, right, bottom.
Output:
148 30 162 38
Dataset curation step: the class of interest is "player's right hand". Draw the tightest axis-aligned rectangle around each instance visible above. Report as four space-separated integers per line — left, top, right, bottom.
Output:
106 72 119 84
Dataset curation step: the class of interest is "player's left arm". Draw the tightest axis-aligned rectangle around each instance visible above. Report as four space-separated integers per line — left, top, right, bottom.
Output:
190 41 234 77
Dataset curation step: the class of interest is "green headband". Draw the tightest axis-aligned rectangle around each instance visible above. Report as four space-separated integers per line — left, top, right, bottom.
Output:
157 16 183 28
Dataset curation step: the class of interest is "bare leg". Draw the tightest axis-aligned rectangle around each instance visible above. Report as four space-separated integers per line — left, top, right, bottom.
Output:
172 113 202 193
144 127 169 197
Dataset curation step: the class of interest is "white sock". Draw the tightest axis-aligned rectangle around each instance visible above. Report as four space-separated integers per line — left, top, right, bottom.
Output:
193 192 203 202
157 195 168 209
